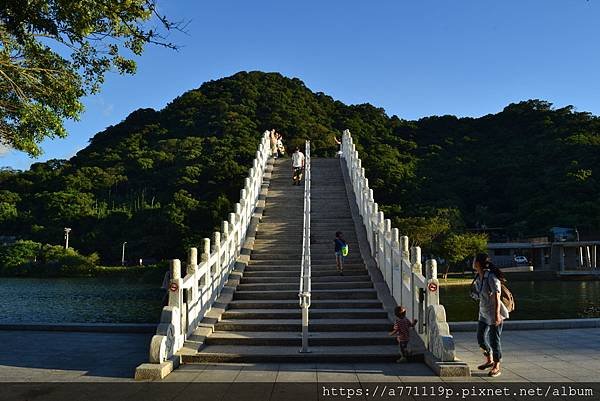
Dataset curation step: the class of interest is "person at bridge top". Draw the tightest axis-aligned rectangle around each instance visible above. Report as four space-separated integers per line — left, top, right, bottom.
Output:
291 147 305 185
472 252 509 377
333 135 342 157
334 231 347 274
389 305 417 363
270 129 278 159
276 132 285 158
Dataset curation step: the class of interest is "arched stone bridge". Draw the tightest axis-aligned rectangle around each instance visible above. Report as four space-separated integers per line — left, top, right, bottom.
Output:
135 130 465 380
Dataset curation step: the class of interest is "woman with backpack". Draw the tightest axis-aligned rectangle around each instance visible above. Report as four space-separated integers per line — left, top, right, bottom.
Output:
472 253 510 377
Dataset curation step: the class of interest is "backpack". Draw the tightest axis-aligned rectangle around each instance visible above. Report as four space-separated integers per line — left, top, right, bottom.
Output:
470 272 516 313
341 244 349 256
497 280 515 313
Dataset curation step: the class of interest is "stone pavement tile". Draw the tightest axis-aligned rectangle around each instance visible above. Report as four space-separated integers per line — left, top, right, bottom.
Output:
539 362 585 375
399 375 443 382
510 370 569 380
481 373 530 382
162 371 203 382
441 376 485 382
560 371 600 382
511 354 564 364
173 383 231 401
316 363 358 382
352 363 403 382
235 364 279 382
192 364 243 382
277 363 317 382
568 375 600 382
531 377 575 382
572 360 600 370
271 382 319 401
177 364 209 373
550 353 597 362
221 382 275 401
279 362 317 371
391 363 434 377
355 372 401 383
77 375 134 382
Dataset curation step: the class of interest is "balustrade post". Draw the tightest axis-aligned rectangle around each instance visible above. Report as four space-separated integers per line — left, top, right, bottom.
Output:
229 212 237 258
400 236 410 260
391 228 400 302
365 187 373 228
168 259 184 343
426 259 439 306
399 235 410 309
213 232 222 293
410 246 423 330
410 246 422 274
201 238 212 306
377 212 384 270
239 189 247 238
221 220 230 272
370 203 379 257
384 218 392 285
186 248 198 332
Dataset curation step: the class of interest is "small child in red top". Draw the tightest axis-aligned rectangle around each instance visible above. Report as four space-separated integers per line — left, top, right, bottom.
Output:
389 305 417 363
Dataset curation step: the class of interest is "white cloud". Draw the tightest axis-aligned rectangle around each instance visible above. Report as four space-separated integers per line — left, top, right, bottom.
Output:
0 144 11 156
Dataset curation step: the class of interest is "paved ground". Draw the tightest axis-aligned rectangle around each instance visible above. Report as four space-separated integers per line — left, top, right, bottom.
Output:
0 328 598 382
452 328 600 382
0 331 153 381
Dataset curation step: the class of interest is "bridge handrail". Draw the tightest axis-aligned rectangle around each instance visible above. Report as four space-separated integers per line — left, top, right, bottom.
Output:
340 129 456 362
298 140 311 353
147 130 272 364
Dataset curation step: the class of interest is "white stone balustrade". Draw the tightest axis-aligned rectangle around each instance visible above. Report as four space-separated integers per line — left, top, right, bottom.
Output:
148 131 272 364
341 130 456 362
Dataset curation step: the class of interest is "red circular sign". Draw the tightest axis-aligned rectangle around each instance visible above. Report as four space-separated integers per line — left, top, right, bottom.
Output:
169 282 179 292
428 282 438 292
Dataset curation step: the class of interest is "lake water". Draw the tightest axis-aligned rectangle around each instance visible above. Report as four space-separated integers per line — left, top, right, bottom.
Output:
441 280 600 321
0 278 163 324
0 277 598 324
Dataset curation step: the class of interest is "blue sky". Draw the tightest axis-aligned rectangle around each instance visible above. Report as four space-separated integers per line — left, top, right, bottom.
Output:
2 0 599 170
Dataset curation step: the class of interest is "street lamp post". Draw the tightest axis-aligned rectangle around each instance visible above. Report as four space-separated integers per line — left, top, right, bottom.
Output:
122 241 127 266
64 228 71 249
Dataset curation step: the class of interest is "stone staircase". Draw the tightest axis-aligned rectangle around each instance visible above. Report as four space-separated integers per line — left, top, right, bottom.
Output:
182 157 398 362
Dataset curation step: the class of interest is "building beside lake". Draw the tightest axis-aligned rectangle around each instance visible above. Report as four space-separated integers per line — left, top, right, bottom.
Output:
488 237 600 274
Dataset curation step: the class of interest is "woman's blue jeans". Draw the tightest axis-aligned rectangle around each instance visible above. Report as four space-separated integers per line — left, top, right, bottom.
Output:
477 319 503 362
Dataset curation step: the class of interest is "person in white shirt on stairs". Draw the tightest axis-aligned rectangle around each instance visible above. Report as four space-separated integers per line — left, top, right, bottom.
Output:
291 147 305 185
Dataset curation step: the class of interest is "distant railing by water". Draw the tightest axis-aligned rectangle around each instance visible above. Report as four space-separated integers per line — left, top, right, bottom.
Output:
341 129 456 362
146 131 272 365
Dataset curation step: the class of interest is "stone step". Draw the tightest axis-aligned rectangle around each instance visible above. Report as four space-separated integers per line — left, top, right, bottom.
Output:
233 289 377 300
254 233 358 240
247 260 364 267
213 318 391 332
236 281 373 291
243 264 365 271
227 299 383 309
221 309 388 320
241 270 368 278
204 331 395 346
183 345 401 363
249 255 363 263
250 247 358 254
240 275 371 283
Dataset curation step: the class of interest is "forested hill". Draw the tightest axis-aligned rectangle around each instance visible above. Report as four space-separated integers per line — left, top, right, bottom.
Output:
1 71 599 265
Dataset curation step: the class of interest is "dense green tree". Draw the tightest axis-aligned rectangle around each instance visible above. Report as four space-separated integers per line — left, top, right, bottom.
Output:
0 0 182 156
440 233 488 278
